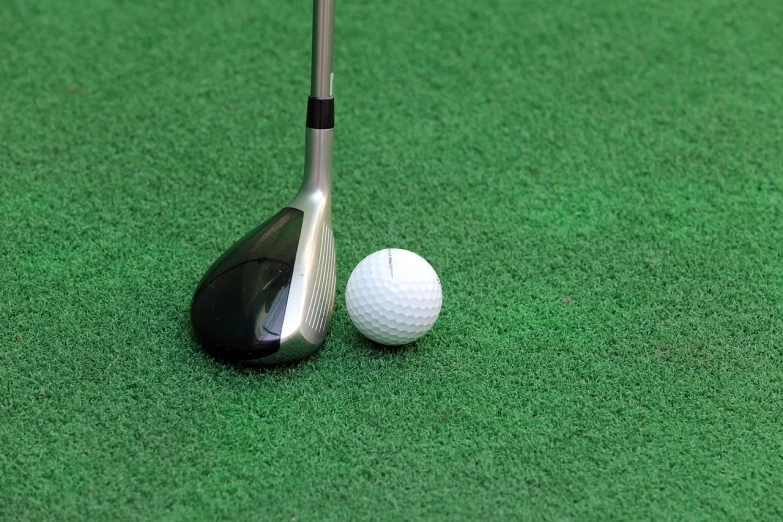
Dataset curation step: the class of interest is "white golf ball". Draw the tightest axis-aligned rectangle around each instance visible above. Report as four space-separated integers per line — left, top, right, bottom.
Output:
345 249 442 345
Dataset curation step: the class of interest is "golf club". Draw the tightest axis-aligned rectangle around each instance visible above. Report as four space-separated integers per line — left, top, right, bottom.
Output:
190 0 336 364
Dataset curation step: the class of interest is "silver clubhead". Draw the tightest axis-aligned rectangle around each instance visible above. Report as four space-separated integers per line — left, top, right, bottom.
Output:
190 129 334 364
190 0 336 364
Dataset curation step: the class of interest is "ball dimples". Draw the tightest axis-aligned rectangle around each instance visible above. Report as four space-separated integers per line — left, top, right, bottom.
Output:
345 249 442 345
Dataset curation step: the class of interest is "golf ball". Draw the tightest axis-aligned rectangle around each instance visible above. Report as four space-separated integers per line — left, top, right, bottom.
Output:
345 249 442 345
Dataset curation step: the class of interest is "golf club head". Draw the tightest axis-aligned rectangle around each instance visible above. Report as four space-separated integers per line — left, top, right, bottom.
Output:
190 129 335 364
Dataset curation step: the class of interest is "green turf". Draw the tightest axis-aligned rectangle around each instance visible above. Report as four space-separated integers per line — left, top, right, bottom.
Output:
2 0 783 519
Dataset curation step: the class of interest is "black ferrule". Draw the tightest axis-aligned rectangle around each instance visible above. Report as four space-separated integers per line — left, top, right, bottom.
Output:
306 97 334 129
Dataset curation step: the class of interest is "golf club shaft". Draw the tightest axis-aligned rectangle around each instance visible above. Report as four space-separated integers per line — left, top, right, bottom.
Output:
304 0 334 192
311 0 334 99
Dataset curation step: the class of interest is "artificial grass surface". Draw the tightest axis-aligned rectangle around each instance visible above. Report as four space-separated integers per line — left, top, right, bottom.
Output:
2 0 783 519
